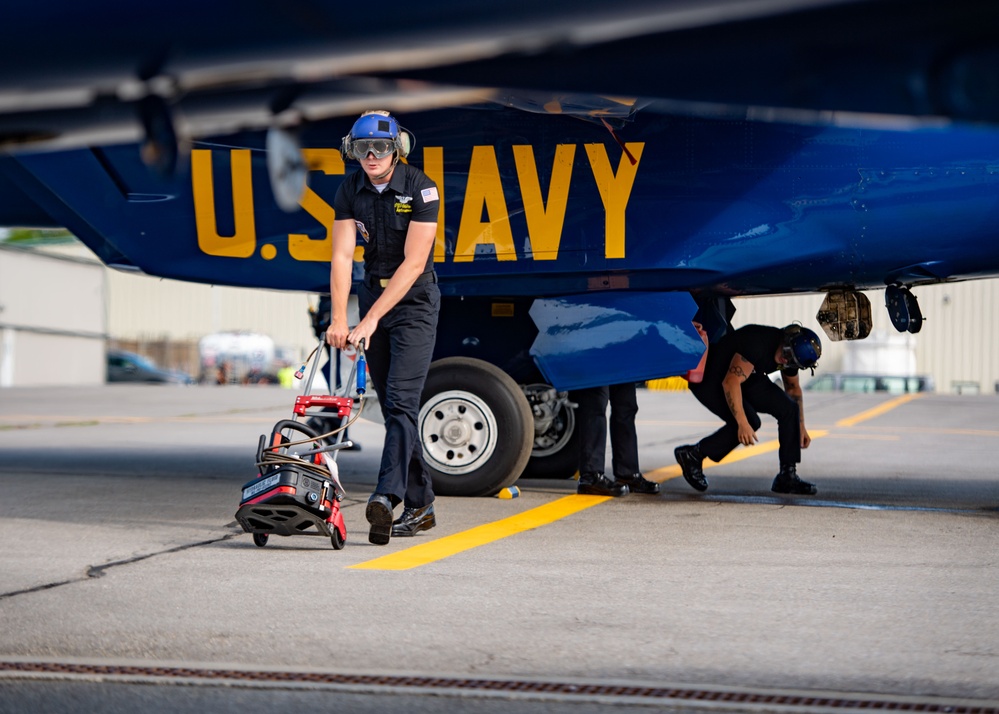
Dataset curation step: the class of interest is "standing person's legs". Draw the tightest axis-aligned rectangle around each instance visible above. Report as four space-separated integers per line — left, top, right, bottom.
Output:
608 382 659 494
358 292 397 499
385 284 439 509
570 386 628 497
361 286 438 507
356 283 399 544
393 329 437 509
608 382 639 477
383 284 440 539
571 386 609 476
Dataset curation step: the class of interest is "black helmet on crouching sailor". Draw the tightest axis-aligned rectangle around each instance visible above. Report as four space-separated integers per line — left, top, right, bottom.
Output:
781 324 822 373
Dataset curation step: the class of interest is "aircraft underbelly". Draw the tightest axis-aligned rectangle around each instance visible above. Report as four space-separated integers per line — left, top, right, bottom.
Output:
529 291 702 391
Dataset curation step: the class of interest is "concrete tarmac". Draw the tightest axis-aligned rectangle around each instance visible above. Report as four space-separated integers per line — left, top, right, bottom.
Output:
1 385 998 713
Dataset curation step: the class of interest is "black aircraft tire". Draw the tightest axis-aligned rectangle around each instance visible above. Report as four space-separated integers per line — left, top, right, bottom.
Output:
419 357 534 497
521 426 580 480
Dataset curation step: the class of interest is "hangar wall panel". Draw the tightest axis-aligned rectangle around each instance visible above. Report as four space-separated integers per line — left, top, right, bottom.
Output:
105 270 318 356
0 245 106 387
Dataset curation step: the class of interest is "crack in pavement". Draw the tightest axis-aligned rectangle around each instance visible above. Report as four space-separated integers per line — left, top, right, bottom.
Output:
0 531 242 601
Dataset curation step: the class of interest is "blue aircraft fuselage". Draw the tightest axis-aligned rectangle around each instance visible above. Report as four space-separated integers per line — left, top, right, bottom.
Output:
5 106 998 296
3 106 999 388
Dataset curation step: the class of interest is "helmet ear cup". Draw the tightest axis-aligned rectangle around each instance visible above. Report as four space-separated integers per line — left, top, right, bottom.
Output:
781 324 800 367
396 128 415 158
340 133 351 160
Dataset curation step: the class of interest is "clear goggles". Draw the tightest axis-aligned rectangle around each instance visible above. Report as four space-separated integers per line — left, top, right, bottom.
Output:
349 138 396 160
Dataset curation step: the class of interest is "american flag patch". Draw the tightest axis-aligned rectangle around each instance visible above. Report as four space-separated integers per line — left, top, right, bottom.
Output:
421 187 439 202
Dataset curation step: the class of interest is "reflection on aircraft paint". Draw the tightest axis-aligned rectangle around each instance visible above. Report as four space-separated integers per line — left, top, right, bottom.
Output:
190 143 644 264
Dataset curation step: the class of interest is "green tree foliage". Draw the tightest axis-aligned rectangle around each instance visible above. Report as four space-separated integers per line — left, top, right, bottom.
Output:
1 228 74 244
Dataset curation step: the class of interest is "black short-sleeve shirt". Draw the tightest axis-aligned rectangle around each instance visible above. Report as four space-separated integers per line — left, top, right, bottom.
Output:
703 324 798 383
333 161 440 280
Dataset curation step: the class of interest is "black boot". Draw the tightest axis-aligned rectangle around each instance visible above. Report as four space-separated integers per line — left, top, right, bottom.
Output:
674 444 708 491
391 504 436 537
771 464 817 495
365 493 394 545
578 473 629 497
615 473 660 495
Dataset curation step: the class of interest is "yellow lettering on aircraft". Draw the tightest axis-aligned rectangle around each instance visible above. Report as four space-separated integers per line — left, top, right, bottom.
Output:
193 142 643 264
288 149 344 263
512 144 575 260
585 142 644 259
192 149 256 258
454 146 517 262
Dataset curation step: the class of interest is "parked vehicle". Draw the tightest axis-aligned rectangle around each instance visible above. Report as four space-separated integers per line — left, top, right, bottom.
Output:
106 350 193 384
198 332 278 385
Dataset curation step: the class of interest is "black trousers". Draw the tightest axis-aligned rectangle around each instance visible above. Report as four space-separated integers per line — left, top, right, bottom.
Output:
689 376 801 466
571 383 640 477
358 280 440 509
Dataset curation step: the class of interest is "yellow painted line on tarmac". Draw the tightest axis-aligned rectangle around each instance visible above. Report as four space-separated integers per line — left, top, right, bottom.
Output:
835 393 923 427
860 426 999 437
349 494 610 571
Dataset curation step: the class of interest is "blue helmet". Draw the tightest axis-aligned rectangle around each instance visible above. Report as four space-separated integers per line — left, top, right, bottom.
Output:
782 324 822 372
351 112 399 141
341 111 412 161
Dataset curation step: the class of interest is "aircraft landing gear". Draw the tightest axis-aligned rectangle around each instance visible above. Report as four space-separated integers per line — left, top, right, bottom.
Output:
885 284 923 333
520 385 579 480
419 357 534 497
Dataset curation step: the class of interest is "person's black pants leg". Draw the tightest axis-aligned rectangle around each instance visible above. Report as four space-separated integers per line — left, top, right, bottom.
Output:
360 282 439 508
608 382 639 478
691 378 799 465
571 386 609 475
741 378 801 465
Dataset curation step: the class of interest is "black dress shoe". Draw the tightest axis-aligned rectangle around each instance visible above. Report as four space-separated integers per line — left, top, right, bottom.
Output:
674 444 708 491
577 473 629 497
365 493 394 545
391 504 436 537
615 473 660 495
771 465 817 495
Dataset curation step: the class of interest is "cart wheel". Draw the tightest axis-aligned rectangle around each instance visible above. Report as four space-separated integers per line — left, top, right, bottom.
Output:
253 533 269 548
330 528 345 550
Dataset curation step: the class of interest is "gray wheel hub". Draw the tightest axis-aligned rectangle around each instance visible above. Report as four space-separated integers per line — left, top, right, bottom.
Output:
419 389 499 475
